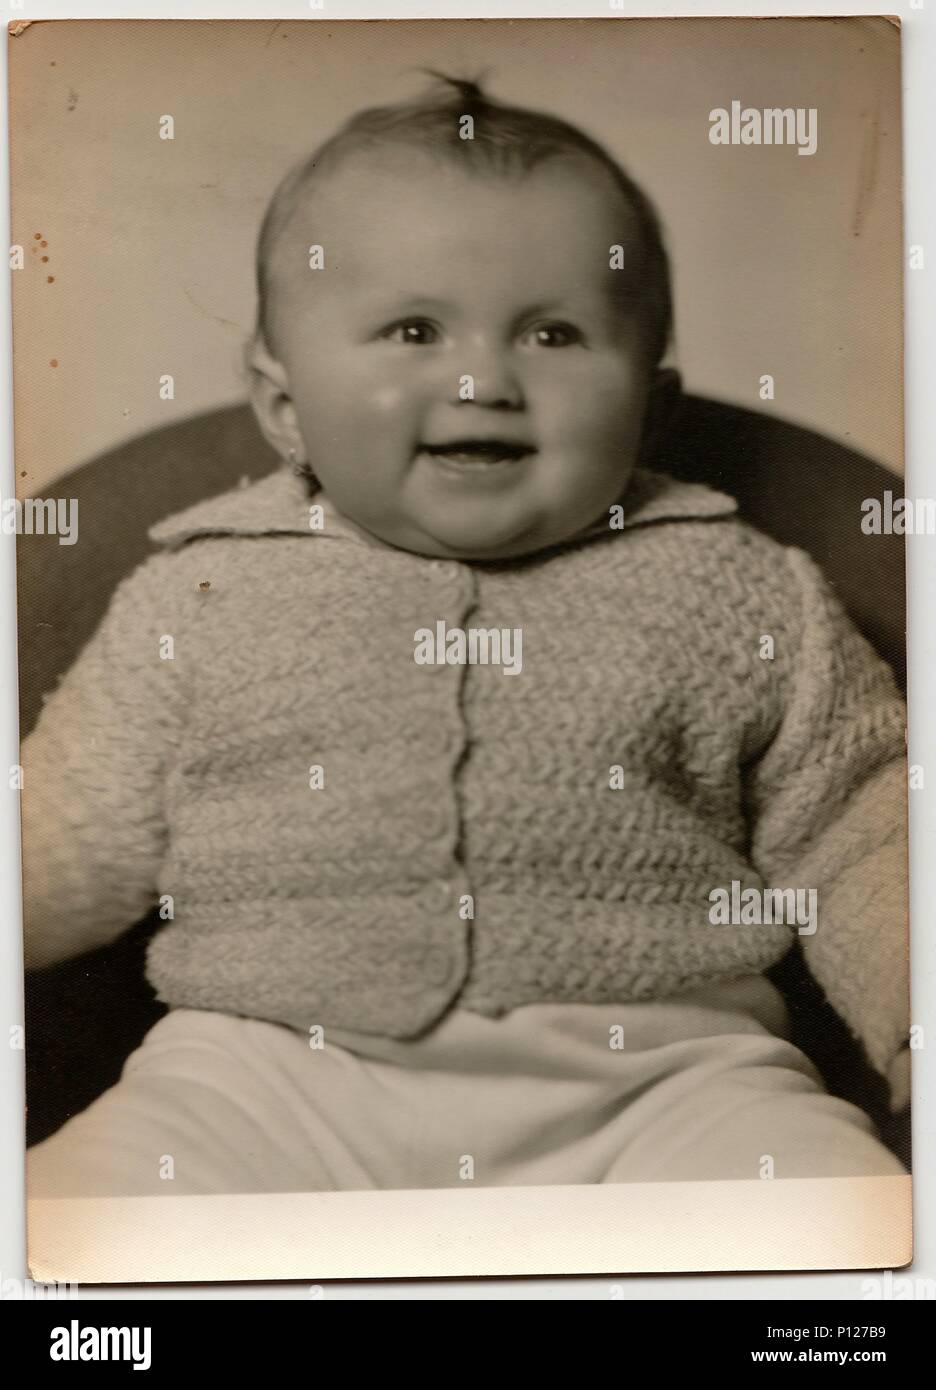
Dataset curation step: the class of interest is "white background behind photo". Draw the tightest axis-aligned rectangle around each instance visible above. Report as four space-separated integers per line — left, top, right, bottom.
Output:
1 0 934 1303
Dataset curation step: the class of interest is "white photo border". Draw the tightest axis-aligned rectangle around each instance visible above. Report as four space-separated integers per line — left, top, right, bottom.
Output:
1 0 932 1300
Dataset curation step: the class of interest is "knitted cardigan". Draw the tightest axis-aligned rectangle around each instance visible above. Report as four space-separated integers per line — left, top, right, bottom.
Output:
20 466 909 1085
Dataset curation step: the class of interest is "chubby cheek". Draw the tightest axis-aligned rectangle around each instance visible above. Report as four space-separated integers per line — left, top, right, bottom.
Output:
536 369 646 463
294 358 426 455
334 368 411 420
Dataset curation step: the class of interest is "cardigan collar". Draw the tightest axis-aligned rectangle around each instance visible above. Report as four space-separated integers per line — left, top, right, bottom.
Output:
150 463 738 552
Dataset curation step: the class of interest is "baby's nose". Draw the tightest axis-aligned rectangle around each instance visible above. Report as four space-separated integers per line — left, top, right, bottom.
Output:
451 347 524 410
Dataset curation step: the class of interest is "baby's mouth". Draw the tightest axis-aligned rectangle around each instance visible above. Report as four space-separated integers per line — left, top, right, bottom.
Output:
420 439 536 468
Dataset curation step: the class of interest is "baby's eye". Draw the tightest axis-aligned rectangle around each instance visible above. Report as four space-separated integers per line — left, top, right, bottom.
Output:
521 321 585 349
380 319 440 346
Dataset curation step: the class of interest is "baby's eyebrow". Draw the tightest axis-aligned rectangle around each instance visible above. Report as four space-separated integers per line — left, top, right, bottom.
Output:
372 294 455 315
508 298 621 333
514 301 572 319
381 297 578 318
364 292 609 329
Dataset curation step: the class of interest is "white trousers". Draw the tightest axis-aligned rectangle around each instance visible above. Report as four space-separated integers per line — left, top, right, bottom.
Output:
27 976 904 1197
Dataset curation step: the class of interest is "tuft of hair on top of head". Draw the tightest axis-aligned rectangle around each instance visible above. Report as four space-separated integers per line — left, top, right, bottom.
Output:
252 72 673 367
416 69 489 105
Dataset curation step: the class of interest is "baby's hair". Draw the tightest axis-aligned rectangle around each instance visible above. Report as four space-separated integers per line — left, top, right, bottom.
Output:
253 72 673 366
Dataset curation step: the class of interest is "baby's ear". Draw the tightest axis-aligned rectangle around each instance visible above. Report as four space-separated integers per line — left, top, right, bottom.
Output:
243 334 305 463
638 367 682 469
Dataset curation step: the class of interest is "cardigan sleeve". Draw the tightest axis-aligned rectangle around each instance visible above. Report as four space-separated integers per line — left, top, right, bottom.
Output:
744 546 909 1103
20 555 186 971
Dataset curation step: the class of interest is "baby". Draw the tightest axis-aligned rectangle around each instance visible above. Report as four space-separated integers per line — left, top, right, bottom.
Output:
23 78 909 1197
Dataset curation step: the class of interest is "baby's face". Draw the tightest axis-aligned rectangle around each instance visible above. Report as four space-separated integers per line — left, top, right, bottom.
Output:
261 153 657 559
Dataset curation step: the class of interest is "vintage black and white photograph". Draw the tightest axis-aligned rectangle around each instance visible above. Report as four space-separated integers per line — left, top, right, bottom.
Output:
11 15 911 1281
